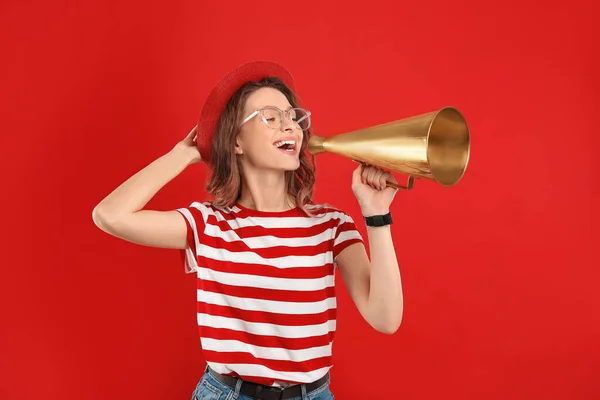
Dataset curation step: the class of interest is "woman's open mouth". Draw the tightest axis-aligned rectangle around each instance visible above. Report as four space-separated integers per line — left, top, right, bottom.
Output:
273 139 298 155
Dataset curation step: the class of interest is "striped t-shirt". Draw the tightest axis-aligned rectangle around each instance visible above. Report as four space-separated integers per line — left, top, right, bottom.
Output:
176 201 364 386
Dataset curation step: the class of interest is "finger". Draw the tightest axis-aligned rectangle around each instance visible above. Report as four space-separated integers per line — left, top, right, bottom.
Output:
187 125 198 139
361 164 370 185
386 171 398 185
379 171 390 190
373 168 387 190
367 166 377 189
369 168 382 190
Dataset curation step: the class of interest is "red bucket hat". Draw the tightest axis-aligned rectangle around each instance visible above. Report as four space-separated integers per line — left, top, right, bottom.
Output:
196 61 296 164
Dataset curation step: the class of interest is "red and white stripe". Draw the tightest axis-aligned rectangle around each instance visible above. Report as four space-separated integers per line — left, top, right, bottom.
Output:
177 202 363 386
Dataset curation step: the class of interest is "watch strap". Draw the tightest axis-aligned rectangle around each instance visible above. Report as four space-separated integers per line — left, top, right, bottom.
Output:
364 212 393 227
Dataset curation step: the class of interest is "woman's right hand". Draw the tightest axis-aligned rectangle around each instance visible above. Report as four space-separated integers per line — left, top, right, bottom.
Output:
173 125 202 164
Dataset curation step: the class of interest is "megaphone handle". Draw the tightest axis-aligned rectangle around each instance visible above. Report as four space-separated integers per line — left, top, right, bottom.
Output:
387 176 414 190
353 160 415 190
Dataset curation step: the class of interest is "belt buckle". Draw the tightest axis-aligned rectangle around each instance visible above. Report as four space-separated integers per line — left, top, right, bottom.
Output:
255 385 284 400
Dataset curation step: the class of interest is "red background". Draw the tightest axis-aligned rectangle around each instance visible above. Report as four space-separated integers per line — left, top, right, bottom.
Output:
1 1 599 399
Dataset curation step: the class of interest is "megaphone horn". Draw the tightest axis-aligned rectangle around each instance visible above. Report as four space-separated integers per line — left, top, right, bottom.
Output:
307 107 470 190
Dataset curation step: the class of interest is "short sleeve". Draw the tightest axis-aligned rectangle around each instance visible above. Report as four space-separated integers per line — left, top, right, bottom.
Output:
333 212 364 259
175 201 209 274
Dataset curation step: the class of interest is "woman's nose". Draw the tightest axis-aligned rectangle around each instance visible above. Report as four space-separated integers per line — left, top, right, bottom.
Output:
280 116 295 131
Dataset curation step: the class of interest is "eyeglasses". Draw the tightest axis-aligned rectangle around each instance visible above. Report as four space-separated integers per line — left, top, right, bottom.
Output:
241 106 311 131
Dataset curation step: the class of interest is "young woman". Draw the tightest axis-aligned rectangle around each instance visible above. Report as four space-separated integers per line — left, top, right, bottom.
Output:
92 61 404 400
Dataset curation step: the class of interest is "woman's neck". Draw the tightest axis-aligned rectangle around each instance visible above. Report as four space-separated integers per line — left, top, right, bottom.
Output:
237 170 295 212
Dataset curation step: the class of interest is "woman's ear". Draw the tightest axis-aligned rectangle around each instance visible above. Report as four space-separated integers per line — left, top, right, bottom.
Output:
234 135 244 155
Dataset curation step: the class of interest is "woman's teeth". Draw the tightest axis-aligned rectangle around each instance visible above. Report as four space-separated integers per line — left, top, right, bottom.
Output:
274 140 296 151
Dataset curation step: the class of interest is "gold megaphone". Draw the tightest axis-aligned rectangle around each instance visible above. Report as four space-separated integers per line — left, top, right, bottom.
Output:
307 106 470 190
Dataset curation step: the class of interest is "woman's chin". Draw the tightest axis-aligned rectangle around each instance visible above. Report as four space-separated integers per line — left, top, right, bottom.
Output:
286 160 301 171
273 157 300 171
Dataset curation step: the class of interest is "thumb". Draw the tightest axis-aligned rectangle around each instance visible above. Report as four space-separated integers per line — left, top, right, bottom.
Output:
352 163 364 184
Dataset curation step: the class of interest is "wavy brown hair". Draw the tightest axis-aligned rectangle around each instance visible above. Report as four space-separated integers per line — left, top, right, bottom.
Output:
205 77 316 214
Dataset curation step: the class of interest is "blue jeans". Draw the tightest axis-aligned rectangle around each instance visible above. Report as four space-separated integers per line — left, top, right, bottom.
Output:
191 367 335 400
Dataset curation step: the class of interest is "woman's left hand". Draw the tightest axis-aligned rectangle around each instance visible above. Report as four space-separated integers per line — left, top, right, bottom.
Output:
351 164 399 216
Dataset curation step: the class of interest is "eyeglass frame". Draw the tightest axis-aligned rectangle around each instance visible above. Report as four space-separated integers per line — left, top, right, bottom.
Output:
240 106 312 131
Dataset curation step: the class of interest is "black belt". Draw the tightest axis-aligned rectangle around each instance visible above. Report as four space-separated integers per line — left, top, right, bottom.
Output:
207 366 329 400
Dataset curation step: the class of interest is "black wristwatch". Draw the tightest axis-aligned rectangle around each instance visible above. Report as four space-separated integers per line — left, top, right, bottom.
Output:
364 212 393 227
